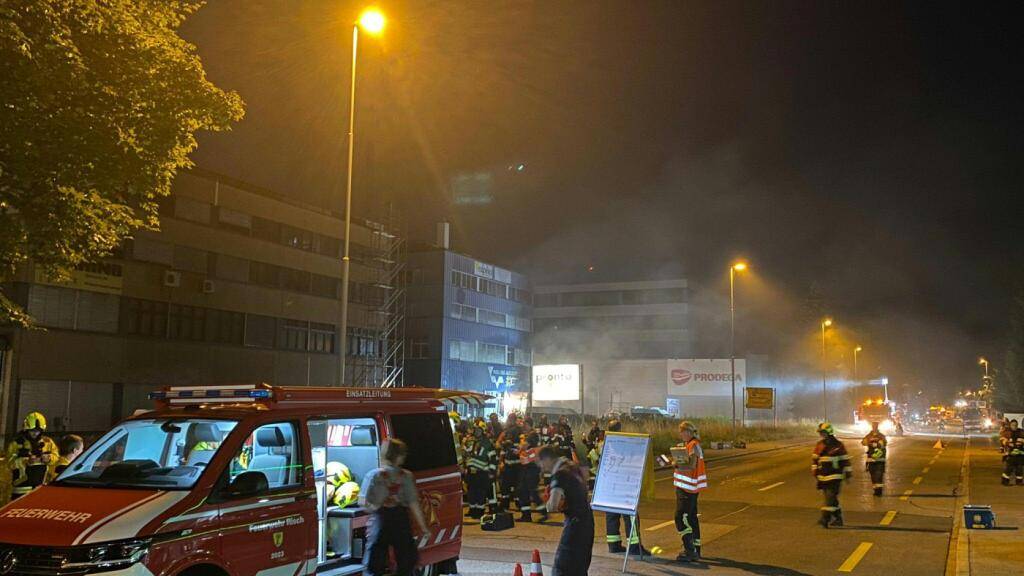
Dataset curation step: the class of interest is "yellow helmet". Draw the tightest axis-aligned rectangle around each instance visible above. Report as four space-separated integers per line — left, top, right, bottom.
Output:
818 422 835 436
449 411 461 424
24 412 46 431
326 461 352 485
333 481 360 507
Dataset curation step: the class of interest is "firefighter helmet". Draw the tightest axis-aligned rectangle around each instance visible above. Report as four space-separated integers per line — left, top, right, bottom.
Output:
333 481 360 507
326 461 352 485
818 422 835 436
24 412 47 431
607 419 622 432
449 411 461 425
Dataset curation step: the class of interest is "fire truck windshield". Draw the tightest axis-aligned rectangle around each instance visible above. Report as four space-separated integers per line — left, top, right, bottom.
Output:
54 418 238 489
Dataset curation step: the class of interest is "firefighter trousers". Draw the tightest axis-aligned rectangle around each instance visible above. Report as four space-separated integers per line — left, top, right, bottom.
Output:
674 489 701 555
1002 456 1023 484
466 470 490 518
517 464 544 517
365 506 418 576
606 512 637 545
867 462 885 491
499 464 521 510
820 481 843 520
553 515 595 576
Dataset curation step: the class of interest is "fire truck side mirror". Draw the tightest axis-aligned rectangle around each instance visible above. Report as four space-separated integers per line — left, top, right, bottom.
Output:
225 471 269 499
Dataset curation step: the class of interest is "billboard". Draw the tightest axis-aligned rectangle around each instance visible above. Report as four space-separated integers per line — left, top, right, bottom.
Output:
532 364 582 401
667 359 746 397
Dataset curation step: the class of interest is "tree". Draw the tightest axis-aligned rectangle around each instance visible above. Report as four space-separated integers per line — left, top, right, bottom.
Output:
0 0 243 323
999 289 1024 412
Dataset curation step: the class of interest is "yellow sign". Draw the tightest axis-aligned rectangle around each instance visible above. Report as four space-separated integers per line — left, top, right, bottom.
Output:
745 387 774 409
34 262 123 295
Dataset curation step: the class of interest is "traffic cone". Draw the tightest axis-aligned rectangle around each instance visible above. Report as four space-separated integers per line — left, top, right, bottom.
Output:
512 563 524 576
529 549 543 576
933 440 943 449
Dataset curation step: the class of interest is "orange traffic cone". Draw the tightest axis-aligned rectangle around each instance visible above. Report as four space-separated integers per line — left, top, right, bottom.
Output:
512 563 524 576
529 549 543 576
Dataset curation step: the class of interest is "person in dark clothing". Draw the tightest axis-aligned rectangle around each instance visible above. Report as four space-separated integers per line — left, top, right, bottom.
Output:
539 445 594 576
860 421 887 496
812 422 852 528
497 414 524 511
358 439 430 576
517 431 547 522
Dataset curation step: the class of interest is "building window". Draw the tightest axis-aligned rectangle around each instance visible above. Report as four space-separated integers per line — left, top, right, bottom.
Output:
311 274 339 299
173 196 212 224
173 245 208 274
515 348 532 366
209 253 250 282
252 216 281 244
206 309 244 344
478 343 507 365
168 304 206 341
249 261 282 287
27 285 77 329
281 268 311 293
451 270 477 291
131 237 174 266
316 235 341 258
309 322 335 353
348 330 379 357
409 338 429 359
215 206 252 233
511 287 533 304
479 279 507 299
280 225 314 251
448 339 476 362
478 309 506 328
76 291 119 333
277 319 309 351
121 298 168 337
451 303 476 322
244 314 276 348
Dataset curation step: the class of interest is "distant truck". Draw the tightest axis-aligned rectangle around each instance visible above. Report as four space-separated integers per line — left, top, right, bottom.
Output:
851 383 894 432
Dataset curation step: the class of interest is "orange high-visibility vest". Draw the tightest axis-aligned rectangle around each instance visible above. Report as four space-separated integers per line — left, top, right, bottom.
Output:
672 439 707 493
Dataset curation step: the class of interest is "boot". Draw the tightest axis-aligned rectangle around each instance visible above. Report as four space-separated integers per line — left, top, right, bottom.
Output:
818 511 831 528
830 510 844 527
607 542 626 554
675 552 693 563
627 544 650 556
518 510 532 522
873 487 883 496
1017 478 1023 486
694 545 702 559
1002 477 1011 486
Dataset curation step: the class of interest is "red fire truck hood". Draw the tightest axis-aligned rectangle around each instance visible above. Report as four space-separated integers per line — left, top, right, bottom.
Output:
0 486 188 546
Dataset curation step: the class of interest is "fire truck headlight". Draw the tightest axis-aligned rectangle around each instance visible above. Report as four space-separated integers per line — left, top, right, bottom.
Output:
66 538 150 572
856 420 871 433
983 418 993 429
880 420 895 434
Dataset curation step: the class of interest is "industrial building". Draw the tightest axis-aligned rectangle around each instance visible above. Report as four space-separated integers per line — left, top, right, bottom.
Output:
0 168 405 437
405 238 532 415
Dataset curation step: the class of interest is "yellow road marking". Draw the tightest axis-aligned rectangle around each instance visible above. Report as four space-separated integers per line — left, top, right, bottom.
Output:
913 476 923 485
900 489 913 501
838 542 874 572
922 467 930 474
645 519 676 531
758 481 785 492
880 510 897 526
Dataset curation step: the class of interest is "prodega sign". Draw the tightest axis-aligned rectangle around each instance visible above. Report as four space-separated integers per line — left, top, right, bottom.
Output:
667 359 746 396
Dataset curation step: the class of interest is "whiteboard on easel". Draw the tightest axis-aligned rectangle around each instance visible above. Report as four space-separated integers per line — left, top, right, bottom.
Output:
591 432 651 516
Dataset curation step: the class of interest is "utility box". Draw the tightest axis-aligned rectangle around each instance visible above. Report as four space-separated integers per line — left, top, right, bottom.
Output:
964 505 996 529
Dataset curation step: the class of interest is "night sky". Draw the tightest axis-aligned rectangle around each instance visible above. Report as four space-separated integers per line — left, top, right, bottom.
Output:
182 1 1023 399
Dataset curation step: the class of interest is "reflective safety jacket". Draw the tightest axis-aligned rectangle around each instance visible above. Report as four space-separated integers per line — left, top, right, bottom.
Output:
498 426 523 466
861 431 887 463
465 439 491 473
812 436 852 485
1007 431 1024 458
672 439 707 493
5 432 59 494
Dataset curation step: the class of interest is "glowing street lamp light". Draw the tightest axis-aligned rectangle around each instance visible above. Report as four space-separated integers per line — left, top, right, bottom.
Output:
978 357 989 377
821 318 833 421
339 7 386 385
853 345 863 381
729 261 748 439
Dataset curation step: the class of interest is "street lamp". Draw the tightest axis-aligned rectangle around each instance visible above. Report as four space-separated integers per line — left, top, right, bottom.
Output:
821 318 833 421
853 345 862 381
979 357 989 378
729 261 748 439
339 7 386 386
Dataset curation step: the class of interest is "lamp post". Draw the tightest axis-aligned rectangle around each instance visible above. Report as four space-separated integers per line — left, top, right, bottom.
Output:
853 345 862 381
979 357 989 378
338 8 386 386
821 318 833 421
729 262 747 439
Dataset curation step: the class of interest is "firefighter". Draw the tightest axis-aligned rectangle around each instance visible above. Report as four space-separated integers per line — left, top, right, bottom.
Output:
464 425 491 519
487 412 504 439
813 422 852 528
54 434 84 477
1001 419 1024 486
861 421 887 496
497 413 523 511
583 419 603 455
517 431 547 522
556 416 577 462
601 419 641 554
359 439 430 576
5 412 59 500
672 420 706 563
479 420 500 513
538 445 594 576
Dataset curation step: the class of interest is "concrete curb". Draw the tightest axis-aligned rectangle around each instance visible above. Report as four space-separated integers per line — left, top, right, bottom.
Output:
944 438 970 576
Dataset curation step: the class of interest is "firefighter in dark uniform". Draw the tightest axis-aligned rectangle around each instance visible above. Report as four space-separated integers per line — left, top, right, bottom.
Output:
538 445 594 576
813 422 852 527
861 421 887 496
556 416 576 461
464 425 491 519
5 412 59 500
479 419 499 513
497 414 523 511
537 416 555 487
517 431 547 522
1001 419 1024 485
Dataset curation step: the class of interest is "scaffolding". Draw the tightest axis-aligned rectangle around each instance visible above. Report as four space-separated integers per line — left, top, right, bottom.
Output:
349 205 406 388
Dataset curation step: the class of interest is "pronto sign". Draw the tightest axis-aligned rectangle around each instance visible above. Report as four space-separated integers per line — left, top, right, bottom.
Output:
532 364 581 401
667 359 745 397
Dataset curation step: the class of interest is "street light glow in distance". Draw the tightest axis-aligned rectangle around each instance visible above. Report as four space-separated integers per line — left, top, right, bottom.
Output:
359 8 386 35
823 318 833 327
732 262 748 271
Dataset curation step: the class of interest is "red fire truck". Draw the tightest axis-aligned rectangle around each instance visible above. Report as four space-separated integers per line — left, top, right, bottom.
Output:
0 384 481 576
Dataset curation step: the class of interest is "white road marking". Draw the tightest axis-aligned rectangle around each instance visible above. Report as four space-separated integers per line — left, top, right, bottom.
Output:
757 481 785 492
645 520 677 531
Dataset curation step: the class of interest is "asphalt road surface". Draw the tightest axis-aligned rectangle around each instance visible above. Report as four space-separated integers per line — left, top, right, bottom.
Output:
459 433 969 575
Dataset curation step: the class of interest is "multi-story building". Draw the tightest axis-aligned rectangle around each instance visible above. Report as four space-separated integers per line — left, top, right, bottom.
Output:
532 279 691 415
0 168 404 437
405 246 532 415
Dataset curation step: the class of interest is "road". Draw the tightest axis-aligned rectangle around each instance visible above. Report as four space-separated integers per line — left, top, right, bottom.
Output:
459 432 974 575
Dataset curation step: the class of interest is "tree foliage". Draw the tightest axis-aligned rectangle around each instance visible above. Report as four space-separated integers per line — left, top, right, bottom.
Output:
999 289 1024 412
0 0 243 323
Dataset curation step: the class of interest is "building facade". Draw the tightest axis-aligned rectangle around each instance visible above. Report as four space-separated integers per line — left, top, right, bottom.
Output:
531 279 691 415
405 249 532 415
0 168 404 437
